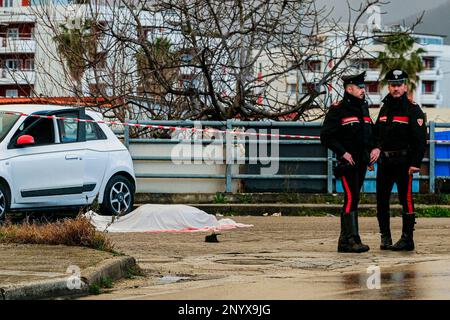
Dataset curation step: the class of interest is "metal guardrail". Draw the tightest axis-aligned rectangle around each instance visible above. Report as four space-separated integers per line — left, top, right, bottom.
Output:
121 119 449 194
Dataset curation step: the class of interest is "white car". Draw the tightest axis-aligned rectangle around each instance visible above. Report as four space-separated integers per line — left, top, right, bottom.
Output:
0 104 136 221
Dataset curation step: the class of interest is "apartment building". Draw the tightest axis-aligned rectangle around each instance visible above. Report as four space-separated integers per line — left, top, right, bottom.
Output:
354 33 447 108
270 31 450 112
0 0 35 97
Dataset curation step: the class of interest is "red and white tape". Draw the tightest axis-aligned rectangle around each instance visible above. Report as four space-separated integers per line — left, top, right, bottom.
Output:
0 111 321 140
1 110 449 143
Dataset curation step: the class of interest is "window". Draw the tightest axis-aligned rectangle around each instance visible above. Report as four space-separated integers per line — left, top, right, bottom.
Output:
5 89 18 97
422 81 435 94
301 83 318 94
366 82 379 94
415 37 443 46
3 0 13 7
86 116 106 141
301 61 321 72
288 83 298 94
5 59 20 70
12 115 54 147
353 59 377 70
7 28 19 39
57 113 79 143
24 59 34 70
181 53 193 63
359 61 369 70
423 57 436 70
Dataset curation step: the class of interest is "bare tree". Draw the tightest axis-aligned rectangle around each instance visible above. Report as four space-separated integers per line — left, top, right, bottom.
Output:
25 0 422 127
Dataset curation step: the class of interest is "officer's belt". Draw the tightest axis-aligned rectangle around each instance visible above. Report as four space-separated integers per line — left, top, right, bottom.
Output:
383 149 408 158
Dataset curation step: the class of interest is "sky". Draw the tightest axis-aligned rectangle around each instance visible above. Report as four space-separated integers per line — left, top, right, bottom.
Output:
315 0 449 23
315 0 450 43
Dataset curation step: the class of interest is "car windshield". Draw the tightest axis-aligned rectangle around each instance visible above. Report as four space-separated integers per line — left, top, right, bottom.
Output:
0 112 21 143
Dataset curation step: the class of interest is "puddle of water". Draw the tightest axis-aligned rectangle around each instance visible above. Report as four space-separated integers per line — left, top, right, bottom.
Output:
332 259 450 299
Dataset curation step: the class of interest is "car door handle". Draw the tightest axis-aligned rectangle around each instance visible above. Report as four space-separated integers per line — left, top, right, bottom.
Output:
65 155 79 160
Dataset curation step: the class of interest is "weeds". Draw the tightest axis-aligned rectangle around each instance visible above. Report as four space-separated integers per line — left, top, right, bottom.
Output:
237 194 253 204
99 277 113 289
89 284 101 295
88 276 115 295
214 192 228 204
126 265 145 279
0 214 115 252
416 206 450 217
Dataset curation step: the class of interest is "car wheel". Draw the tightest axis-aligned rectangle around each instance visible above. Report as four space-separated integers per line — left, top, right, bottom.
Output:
101 175 134 216
0 183 10 223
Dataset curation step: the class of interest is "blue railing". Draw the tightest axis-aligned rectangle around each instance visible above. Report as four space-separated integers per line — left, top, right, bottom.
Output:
122 119 448 194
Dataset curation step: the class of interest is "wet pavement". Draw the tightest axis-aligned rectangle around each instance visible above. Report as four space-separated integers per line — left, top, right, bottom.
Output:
80 255 450 300
78 216 450 300
336 260 450 299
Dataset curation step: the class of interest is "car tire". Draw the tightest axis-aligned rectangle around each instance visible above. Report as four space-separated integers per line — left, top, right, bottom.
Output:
101 175 134 216
0 182 10 223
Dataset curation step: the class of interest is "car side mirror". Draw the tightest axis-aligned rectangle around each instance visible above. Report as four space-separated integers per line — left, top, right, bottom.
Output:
16 135 35 147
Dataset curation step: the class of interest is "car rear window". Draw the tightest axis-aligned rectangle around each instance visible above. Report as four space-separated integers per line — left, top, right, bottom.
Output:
86 116 107 141
57 113 79 143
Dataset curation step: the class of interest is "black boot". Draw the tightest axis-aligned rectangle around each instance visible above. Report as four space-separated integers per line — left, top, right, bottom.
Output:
391 213 415 251
338 211 370 253
350 211 370 251
380 233 393 250
377 212 392 250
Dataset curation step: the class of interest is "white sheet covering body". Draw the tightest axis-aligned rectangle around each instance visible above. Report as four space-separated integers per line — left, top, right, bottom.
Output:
86 204 252 233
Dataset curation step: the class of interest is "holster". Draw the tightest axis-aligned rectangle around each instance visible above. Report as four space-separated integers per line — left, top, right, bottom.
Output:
333 160 353 178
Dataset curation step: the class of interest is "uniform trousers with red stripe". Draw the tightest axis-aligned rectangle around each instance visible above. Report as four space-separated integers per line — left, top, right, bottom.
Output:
376 161 414 221
341 162 368 214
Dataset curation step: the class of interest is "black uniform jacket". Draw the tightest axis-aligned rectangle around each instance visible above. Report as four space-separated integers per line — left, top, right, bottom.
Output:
320 92 375 163
374 93 427 168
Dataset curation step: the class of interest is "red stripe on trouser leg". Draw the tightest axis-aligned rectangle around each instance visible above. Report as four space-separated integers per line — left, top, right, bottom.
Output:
342 176 352 214
407 174 414 214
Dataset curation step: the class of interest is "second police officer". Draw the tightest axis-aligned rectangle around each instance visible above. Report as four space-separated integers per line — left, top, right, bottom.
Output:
372 69 427 251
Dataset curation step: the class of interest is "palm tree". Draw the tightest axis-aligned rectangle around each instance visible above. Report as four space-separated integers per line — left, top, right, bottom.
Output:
53 21 97 95
375 32 426 93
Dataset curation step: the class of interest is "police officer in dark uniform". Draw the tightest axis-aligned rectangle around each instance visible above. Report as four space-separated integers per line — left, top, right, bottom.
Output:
321 71 377 253
372 69 427 251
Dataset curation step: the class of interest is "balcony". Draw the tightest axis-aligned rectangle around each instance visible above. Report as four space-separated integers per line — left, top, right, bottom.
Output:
286 70 319 85
0 69 35 85
366 93 381 105
420 68 443 81
0 38 36 54
420 92 443 105
364 69 381 81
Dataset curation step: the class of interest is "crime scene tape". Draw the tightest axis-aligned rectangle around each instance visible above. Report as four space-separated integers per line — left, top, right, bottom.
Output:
1 110 449 143
0 111 320 140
